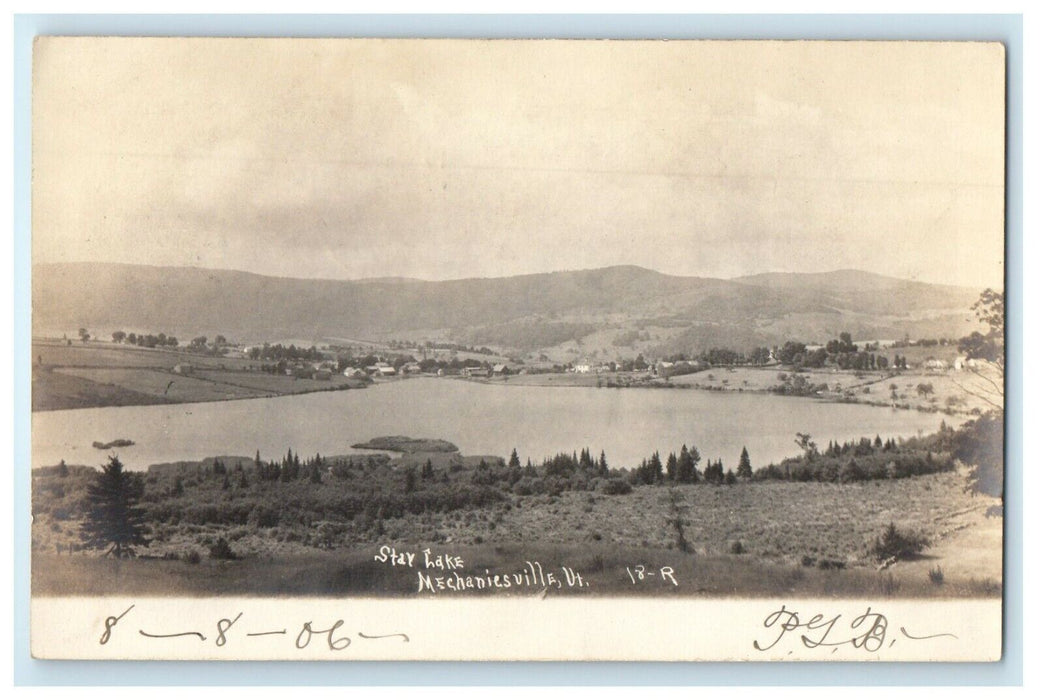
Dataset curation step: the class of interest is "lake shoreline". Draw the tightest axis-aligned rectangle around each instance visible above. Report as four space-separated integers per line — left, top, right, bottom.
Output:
457 369 986 419
31 367 983 419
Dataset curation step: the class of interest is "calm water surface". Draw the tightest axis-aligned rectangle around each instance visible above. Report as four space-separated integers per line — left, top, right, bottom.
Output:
32 378 946 471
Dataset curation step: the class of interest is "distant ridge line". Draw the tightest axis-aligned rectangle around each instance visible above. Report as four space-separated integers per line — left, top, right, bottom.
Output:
32 260 972 290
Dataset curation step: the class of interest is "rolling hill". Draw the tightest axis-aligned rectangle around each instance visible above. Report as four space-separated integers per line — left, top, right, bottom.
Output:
32 262 983 356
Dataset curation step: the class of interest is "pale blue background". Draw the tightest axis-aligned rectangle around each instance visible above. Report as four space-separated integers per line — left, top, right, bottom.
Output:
12 13 1023 686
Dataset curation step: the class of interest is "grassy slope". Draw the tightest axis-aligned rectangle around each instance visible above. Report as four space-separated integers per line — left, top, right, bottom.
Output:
32 467 1001 598
32 340 369 411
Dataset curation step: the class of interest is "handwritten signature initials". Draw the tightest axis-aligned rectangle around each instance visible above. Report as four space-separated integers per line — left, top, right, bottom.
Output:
753 605 956 653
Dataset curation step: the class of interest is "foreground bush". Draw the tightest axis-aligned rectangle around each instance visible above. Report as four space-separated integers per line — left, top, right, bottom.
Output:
602 479 632 495
871 522 928 562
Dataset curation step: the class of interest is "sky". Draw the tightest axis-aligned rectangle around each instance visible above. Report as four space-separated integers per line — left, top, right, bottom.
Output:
32 38 1006 288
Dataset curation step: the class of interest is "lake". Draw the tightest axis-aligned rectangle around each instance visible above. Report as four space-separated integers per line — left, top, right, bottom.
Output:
31 377 948 472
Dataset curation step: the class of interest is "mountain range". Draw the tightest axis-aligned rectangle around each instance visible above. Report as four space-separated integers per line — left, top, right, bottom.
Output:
32 262 983 357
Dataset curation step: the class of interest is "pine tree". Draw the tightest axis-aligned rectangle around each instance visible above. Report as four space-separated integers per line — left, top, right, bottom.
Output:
678 444 700 483
404 466 417 494
704 458 724 485
737 446 752 479
309 464 322 484
649 451 664 484
666 452 679 481
678 446 690 483
524 458 537 477
509 448 521 469
598 450 609 477
79 455 149 558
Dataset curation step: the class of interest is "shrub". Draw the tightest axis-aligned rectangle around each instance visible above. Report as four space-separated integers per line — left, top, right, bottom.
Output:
928 565 945 585
184 550 201 565
602 479 632 495
871 522 928 562
208 537 237 560
729 540 745 555
840 459 866 483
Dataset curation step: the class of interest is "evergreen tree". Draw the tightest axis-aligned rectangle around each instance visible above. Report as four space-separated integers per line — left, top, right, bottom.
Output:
598 450 609 477
508 448 521 469
309 464 322 484
580 448 593 470
80 455 149 558
677 445 690 483
404 466 417 494
422 458 434 479
524 459 537 477
678 444 700 483
666 452 679 481
737 446 752 479
725 468 737 485
704 458 724 485
649 451 664 484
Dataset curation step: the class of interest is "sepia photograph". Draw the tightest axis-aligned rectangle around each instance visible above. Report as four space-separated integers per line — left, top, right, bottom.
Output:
28 37 1006 661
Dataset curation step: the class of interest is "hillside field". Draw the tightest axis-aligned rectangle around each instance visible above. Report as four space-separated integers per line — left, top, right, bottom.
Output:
32 457 1001 598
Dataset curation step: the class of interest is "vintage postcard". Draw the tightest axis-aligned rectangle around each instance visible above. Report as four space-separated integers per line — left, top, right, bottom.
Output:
29 38 1005 661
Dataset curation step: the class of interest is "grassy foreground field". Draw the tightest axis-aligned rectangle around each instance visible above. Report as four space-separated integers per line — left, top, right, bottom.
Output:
32 466 1001 598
